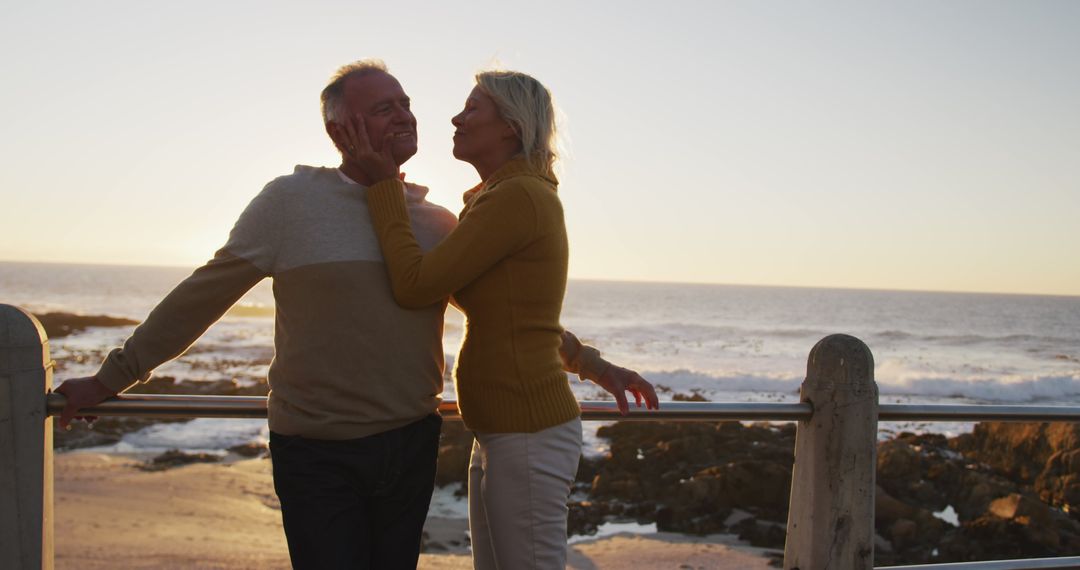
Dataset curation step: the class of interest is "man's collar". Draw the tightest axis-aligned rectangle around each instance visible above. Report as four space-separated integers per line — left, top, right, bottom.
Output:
340 168 423 202
337 168 361 186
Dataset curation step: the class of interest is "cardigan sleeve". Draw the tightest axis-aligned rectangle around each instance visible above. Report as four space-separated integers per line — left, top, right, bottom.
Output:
366 178 536 308
558 329 613 382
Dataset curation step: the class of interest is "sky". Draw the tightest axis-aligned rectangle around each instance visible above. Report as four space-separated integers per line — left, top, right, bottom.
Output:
1 1 1078 296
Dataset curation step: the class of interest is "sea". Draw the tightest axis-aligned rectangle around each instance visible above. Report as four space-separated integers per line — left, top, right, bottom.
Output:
3 260 1079 459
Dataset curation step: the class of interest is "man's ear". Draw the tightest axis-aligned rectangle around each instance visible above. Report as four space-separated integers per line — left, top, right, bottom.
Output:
326 122 345 153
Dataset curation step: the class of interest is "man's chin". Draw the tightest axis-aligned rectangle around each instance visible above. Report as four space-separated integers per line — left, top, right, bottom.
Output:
392 142 419 166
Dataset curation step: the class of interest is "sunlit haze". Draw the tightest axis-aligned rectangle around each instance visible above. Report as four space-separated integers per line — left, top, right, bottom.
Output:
2 1 1077 296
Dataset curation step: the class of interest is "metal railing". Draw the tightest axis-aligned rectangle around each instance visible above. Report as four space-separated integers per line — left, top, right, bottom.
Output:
3 304 1079 570
878 558 1080 570
41 392 1080 423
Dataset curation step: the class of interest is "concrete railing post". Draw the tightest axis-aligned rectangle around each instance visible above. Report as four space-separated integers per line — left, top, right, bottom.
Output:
784 334 878 570
0 304 54 569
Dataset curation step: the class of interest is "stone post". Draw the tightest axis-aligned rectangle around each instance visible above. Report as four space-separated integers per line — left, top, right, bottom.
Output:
784 334 878 570
0 304 54 569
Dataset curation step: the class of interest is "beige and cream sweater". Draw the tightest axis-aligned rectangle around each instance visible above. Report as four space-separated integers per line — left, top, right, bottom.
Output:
95 165 458 440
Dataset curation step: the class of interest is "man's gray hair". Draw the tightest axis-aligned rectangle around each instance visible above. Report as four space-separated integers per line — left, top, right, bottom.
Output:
475 70 558 169
321 59 388 124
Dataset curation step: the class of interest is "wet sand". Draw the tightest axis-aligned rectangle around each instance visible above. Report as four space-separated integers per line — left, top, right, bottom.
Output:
53 453 776 569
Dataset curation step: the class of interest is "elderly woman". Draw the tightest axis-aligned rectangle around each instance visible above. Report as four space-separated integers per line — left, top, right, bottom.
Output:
341 69 658 569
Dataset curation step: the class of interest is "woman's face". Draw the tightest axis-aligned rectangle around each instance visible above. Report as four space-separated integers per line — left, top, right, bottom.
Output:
451 86 517 165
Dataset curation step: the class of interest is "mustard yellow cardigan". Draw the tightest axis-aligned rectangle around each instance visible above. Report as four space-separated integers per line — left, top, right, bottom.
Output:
366 159 581 433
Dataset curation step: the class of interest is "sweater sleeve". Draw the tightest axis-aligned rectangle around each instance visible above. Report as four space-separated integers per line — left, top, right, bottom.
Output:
96 252 268 392
366 178 537 308
94 189 279 393
559 329 613 382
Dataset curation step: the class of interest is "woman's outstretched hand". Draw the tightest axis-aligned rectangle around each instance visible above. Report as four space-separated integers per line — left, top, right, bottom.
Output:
593 364 660 415
340 113 400 183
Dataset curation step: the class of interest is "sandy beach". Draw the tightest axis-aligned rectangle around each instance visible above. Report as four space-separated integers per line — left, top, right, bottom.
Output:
54 452 777 569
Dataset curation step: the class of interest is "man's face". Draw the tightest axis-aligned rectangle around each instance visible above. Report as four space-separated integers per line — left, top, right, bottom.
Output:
338 71 418 165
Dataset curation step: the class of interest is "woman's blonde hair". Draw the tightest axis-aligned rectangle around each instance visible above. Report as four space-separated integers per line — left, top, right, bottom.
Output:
475 70 558 169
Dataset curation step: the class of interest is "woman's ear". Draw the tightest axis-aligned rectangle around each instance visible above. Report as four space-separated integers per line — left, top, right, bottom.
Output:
502 120 520 142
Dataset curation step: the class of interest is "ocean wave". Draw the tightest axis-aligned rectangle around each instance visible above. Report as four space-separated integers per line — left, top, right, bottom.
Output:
225 304 275 318
633 368 1080 404
593 322 1078 347
876 330 915 341
588 322 829 343
642 369 803 394
589 323 736 338
877 374 1080 403
181 344 275 360
869 330 1076 347
106 418 268 453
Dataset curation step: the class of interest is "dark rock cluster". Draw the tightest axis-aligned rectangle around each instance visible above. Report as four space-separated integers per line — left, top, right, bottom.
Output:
875 430 1080 564
138 449 222 471
575 421 795 548
561 420 1080 566
33 311 138 338
53 376 269 450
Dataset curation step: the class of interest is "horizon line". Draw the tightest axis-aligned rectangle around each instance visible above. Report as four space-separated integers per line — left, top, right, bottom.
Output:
3 258 1077 300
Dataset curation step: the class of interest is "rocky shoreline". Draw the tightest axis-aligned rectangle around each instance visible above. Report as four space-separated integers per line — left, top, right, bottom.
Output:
569 420 1080 566
44 312 1080 565
65 417 1077 566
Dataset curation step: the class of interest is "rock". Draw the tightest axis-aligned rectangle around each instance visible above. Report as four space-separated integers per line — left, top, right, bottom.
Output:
435 421 474 487
954 422 1080 523
877 434 954 513
228 442 268 458
877 431 1018 525
568 500 607 537
1036 448 1080 513
878 439 921 481
731 517 786 548
420 531 449 553
953 470 1016 522
874 533 893 554
672 392 708 402
875 486 918 524
986 492 1080 551
870 426 1080 564
955 422 1080 484
939 515 1058 561
586 420 798 540
33 311 138 338
53 415 191 450
989 493 1051 526
889 519 918 549
721 460 792 516
576 452 601 483
139 449 221 471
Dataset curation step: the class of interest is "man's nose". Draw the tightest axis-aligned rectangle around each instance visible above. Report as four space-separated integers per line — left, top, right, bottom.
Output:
392 104 414 123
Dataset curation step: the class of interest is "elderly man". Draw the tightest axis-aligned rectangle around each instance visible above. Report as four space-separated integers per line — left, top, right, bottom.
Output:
55 60 654 569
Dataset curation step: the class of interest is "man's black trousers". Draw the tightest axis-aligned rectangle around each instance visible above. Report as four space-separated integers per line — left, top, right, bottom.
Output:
269 413 442 569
